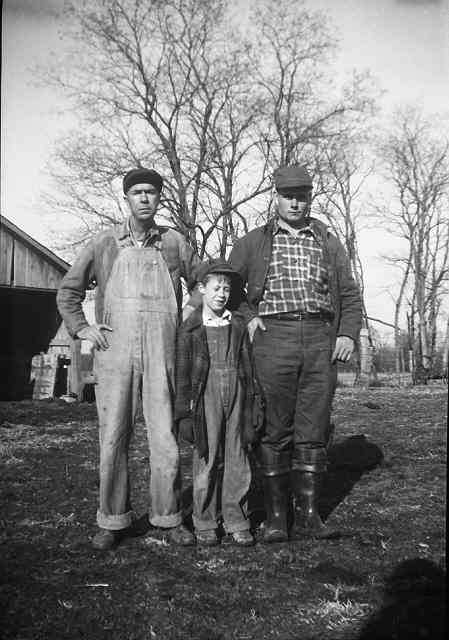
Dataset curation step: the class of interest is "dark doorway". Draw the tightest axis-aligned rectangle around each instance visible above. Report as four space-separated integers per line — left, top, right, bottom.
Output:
0 287 61 399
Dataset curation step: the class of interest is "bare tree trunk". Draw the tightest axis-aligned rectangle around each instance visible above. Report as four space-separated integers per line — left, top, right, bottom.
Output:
408 349 414 374
394 254 411 374
442 317 449 381
407 310 415 381
415 270 431 384
356 326 375 388
399 344 405 374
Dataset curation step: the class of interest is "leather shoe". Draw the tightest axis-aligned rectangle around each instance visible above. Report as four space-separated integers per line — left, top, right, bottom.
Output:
231 530 255 547
165 524 196 546
196 530 219 547
92 528 118 550
262 525 289 544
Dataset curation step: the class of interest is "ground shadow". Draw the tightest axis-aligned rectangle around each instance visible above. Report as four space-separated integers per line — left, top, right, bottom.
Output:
121 512 154 539
321 434 383 520
357 558 446 639
246 434 383 531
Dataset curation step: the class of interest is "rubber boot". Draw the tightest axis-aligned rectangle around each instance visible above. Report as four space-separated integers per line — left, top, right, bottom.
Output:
262 474 289 543
292 469 339 539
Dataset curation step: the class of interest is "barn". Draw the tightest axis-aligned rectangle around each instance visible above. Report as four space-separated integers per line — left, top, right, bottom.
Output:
0 215 74 400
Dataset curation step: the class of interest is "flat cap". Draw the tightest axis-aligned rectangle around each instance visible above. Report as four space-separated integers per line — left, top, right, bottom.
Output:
273 164 313 190
123 168 163 194
194 259 242 286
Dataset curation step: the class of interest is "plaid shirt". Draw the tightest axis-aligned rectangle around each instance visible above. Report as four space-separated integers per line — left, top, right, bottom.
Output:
258 219 333 316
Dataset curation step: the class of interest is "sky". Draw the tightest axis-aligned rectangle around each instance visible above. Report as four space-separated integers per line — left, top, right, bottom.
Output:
2 0 449 335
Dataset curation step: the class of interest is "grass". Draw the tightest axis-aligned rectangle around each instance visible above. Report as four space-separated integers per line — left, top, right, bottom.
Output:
0 387 446 640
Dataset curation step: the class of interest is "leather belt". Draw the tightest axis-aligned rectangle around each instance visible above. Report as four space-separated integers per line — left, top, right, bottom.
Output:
262 311 333 321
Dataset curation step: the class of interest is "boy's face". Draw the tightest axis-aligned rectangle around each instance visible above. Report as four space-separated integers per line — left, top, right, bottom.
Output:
199 274 232 315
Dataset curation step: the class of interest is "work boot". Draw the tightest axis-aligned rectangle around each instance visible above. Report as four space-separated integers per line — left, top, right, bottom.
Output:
230 530 255 547
92 528 119 550
291 469 339 539
262 474 289 543
165 523 196 546
196 529 219 547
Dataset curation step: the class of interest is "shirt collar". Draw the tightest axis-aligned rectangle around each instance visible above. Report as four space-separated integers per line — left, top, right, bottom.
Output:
273 216 320 242
117 217 162 247
202 308 232 326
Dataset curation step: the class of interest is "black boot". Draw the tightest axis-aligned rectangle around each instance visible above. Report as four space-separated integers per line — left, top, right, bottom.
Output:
262 474 290 543
292 469 339 539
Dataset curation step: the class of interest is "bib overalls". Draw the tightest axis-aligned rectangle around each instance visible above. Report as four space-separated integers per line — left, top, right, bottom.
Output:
94 244 182 530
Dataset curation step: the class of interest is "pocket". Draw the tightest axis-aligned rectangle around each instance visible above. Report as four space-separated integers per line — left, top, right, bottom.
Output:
305 321 332 352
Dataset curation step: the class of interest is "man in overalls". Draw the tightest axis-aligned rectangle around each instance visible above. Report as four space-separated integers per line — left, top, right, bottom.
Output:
57 168 199 550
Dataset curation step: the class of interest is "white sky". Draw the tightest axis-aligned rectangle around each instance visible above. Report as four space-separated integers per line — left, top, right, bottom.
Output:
2 0 449 334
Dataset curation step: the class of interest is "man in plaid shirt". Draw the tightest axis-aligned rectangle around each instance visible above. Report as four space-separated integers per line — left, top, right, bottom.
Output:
229 164 362 543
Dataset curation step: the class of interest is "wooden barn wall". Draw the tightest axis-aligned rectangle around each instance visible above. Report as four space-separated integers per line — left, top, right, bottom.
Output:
0 229 14 284
0 228 65 289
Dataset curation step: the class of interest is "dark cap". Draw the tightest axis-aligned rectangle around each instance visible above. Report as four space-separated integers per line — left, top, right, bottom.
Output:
273 164 313 190
194 259 242 286
123 168 163 194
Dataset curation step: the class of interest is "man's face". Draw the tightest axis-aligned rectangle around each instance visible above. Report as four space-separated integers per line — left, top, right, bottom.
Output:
199 274 232 315
276 188 311 228
125 182 160 225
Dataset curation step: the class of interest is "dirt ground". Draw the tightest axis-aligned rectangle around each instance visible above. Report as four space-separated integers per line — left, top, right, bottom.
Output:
0 386 446 640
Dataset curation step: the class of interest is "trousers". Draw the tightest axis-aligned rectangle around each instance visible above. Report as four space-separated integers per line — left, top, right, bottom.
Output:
252 317 337 473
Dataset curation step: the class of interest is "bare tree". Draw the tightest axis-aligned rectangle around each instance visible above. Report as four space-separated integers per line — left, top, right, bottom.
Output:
47 0 268 257
44 0 377 259
249 0 378 172
387 252 413 374
379 106 449 384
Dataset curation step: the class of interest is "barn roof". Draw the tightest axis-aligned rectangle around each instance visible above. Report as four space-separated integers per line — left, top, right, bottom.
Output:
0 215 70 273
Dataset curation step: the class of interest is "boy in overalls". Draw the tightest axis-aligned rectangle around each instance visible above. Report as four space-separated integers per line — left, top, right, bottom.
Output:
175 260 264 546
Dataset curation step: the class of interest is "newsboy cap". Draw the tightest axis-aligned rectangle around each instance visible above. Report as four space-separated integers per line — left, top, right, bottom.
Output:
123 168 163 194
273 164 313 190
194 259 242 286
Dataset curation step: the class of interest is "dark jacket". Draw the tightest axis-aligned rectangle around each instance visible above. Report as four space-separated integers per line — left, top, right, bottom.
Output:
175 306 264 460
228 217 363 343
57 220 199 338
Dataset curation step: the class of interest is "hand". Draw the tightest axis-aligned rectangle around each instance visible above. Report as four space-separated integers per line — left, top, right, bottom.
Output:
77 324 113 351
248 317 266 343
253 393 265 432
331 336 355 363
178 417 194 443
